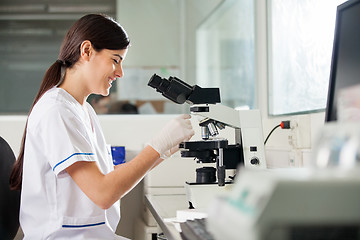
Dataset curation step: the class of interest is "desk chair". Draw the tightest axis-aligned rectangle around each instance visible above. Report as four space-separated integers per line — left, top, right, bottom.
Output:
0 136 20 239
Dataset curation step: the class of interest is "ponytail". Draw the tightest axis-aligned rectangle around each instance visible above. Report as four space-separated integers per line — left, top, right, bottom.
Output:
9 60 64 191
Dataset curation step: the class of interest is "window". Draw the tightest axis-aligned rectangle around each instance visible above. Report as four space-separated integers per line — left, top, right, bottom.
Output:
268 0 346 116
196 0 255 110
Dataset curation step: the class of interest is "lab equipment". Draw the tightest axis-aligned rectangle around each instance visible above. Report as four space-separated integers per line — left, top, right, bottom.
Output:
111 146 126 165
179 217 214 240
148 74 266 209
312 122 360 169
148 74 220 105
207 167 360 240
207 119 360 240
325 0 360 122
185 105 266 208
337 84 360 122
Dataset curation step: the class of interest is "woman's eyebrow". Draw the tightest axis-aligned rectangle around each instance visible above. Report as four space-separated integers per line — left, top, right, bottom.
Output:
113 54 123 60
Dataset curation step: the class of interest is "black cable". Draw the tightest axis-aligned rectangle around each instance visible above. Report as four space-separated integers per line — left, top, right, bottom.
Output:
264 124 281 145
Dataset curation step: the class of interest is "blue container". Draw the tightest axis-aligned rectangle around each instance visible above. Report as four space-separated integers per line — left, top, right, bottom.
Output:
111 146 126 165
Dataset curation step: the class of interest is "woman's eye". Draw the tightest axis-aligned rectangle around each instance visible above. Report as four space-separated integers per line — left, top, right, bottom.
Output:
113 59 119 64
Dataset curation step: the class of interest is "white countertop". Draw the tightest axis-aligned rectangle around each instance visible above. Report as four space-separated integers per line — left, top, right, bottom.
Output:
145 194 190 240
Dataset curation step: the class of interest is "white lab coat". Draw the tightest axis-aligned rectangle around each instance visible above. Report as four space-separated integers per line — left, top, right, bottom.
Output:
20 87 121 239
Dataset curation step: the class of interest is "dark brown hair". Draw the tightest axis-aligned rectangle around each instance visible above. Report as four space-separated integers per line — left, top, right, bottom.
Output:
9 14 130 190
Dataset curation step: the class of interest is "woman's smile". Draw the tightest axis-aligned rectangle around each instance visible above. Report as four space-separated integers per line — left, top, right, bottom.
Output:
108 77 115 88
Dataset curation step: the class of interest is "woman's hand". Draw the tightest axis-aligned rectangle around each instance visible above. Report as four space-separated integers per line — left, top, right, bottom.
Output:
149 114 195 158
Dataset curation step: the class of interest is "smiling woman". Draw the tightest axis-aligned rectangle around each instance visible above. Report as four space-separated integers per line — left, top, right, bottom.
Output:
8 13 194 240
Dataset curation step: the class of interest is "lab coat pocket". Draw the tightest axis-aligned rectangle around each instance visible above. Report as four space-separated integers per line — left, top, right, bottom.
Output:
61 214 106 229
51 215 115 240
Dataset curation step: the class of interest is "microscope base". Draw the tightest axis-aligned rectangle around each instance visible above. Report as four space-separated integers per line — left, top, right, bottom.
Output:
184 182 233 209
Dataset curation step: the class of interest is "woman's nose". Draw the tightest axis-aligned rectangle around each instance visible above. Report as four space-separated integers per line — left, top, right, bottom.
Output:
115 64 123 78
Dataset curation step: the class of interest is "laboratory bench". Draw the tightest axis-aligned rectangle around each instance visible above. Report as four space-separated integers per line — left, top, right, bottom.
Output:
145 194 188 240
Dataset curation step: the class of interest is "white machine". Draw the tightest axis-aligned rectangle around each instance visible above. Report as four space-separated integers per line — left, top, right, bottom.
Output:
188 103 267 170
181 104 266 209
148 74 267 209
207 167 360 240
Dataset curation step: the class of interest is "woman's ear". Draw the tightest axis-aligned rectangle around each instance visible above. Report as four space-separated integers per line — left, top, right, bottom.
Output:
80 40 93 61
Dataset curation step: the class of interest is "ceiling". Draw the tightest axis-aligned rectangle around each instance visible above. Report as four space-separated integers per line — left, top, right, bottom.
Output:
0 0 116 20
0 0 117 64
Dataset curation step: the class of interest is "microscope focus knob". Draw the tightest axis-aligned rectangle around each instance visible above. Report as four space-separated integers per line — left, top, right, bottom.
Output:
250 157 260 165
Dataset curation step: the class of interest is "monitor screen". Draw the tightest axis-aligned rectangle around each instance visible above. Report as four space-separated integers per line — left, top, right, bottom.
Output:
325 0 360 122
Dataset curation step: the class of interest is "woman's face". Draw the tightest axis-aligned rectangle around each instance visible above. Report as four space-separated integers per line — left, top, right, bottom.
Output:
86 48 128 96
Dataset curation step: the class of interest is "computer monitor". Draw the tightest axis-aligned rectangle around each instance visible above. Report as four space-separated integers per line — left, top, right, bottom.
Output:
325 0 360 122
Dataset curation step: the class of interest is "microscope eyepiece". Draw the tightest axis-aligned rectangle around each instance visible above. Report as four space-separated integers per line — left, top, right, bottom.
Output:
148 74 193 104
147 74 165 90
147 74 221 104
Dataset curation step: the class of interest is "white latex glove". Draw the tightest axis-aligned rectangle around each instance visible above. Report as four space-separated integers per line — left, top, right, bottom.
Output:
149 114 195 158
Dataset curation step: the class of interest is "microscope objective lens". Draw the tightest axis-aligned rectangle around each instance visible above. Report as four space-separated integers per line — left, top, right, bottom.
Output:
201 126 209 140
208 122 218 136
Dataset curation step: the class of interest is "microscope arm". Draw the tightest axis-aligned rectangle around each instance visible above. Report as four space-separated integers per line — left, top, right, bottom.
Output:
190 104 241 129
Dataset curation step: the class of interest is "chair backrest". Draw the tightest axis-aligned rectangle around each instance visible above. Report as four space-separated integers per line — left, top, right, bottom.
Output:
0 136 20 239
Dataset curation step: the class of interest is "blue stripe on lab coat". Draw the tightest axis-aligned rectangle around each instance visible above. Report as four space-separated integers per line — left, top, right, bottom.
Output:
62 221 105 228
53 152 94 171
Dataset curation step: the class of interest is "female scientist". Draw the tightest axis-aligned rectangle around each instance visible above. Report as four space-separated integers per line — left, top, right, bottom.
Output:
9 14 194 239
